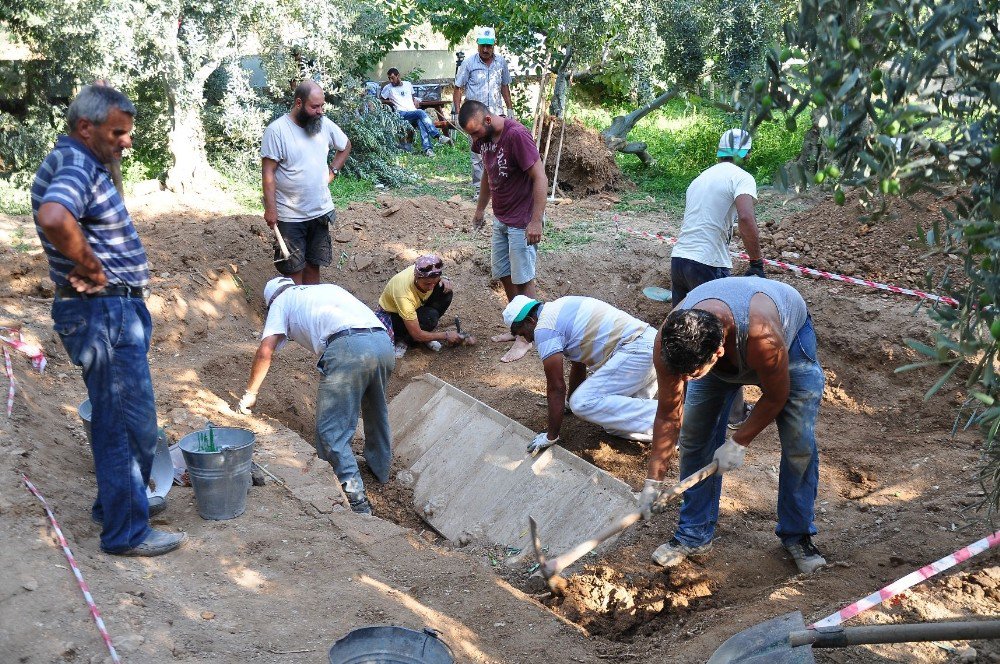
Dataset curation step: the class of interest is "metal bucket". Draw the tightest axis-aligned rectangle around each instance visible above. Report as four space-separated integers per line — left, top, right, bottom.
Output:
178 426 255 520
328 626 454 664
78 399 173 502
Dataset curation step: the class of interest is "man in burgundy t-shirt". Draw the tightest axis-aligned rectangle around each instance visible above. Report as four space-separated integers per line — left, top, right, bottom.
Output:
459 100 548 362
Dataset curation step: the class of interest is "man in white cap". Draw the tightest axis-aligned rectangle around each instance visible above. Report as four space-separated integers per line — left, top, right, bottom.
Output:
502 294 658 455
238 277 394 515
668 127 766 427
452 26 514 194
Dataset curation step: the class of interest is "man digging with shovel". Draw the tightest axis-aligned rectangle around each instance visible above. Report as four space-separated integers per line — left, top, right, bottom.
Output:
640 277 826 574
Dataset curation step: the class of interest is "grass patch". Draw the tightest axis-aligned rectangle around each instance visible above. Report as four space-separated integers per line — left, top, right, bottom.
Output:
539 219 603 252
573 97 808 203
10 226 33 252
0 179 31 215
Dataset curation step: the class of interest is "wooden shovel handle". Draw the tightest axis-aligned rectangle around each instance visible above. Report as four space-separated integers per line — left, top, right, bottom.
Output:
273 226 290 260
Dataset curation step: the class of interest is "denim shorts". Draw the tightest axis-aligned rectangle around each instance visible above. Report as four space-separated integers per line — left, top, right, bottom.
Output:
275 211 335 273
670 257 731 307
491 219 537 285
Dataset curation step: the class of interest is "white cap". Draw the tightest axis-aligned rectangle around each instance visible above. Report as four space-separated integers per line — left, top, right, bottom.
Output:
717 128 752 158
263 276 294 306
476 26 496 45
502 295 540 329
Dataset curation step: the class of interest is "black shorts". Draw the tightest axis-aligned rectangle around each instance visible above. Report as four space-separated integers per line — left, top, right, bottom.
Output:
274 211 335 274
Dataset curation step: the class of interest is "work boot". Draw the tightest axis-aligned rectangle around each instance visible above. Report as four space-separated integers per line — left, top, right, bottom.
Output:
651 538 713 567
784 535 826 574
107 529 187 557
346 492 373 516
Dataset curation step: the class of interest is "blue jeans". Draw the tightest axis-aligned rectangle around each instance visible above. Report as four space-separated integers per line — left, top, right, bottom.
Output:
674 317 823 548
670 257 731 307
399 110 440 150
315 330 395 496
52 296 157 553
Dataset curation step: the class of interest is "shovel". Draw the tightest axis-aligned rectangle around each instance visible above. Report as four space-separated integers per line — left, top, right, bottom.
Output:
273 226 291 262
529 460 718 593
707 610 1000 663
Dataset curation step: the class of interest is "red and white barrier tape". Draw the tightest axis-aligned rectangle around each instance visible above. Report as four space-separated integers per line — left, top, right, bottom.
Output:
4 346 13 417
812 529 1000 628
22 475 122 663
0 328 47 372
0 328 47 417
618 226 959 308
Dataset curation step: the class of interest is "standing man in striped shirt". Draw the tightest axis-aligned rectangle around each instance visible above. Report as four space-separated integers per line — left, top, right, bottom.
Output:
502 295 658 455
33 85 186 557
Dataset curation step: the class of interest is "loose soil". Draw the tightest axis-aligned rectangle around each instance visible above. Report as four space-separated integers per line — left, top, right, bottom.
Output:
2 181 1000 664
539 118 628 196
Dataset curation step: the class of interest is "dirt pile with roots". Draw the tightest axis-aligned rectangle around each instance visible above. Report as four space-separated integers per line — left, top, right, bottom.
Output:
539 117 628 196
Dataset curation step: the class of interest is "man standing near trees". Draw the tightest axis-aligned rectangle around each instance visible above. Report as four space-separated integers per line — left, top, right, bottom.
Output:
669 128 766 427
33 85 186 557
451 27 514 195
261 80 352 285
459 100 547 363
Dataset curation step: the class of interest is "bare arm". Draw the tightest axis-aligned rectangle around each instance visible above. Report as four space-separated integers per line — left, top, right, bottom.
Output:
36 201 106 293
402 317 459 344
262 158 279 228
735 193 762 261
566 361 587 399
246 334 283 394
328 139 352 182
731 314 789 446
452 86 464 114
473 166 492 228
525 158 547 245
501 84 513 112
647 331 684 481
542 353 567 438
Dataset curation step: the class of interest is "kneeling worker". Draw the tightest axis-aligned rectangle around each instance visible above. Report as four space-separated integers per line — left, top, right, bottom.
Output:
375 254 469 358
238 277 394 515
503 295 658 455
640 277 825 574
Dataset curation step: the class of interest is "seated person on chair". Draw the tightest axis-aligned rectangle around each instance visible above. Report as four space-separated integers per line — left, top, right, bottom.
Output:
380 68 451 156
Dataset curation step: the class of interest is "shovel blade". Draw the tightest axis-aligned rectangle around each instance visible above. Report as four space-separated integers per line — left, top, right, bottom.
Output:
707 612 814 664
528 516 547 572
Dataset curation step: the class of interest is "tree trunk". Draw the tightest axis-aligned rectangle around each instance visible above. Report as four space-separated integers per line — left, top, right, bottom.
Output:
548 46 574 118
164 83 217 193
600 88 680 166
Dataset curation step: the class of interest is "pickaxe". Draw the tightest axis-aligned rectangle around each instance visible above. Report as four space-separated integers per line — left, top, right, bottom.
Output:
529 460 719 594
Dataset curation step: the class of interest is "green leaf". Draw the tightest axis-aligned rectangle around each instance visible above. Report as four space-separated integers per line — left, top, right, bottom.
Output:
924 361 962 400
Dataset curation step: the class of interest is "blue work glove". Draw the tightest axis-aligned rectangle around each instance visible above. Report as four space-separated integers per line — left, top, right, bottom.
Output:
713 437 747 472
527 432 559 456
745 259 766 278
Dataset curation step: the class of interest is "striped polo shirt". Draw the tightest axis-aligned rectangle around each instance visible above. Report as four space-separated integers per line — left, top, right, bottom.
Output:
31 136 150 288
534 296 649 369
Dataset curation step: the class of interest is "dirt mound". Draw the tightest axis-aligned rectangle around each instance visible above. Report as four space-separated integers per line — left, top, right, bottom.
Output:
759 188 965 291
540 118 627 196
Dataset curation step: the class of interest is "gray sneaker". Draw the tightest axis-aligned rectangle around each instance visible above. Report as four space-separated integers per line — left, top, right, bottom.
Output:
784 536 827 574
651 538 713 567
438 135 453 146
107 529 186 557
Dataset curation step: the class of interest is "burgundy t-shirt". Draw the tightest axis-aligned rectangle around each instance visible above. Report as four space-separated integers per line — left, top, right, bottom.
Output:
472 119 540 229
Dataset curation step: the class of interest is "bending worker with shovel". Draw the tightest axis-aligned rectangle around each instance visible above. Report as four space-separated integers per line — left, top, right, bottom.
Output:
640 277 826 574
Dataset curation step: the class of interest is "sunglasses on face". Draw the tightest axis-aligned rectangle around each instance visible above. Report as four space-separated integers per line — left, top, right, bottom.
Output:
416 261 444 276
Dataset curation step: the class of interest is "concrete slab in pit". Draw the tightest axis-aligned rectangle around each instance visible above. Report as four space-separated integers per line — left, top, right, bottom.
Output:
389 374 637 566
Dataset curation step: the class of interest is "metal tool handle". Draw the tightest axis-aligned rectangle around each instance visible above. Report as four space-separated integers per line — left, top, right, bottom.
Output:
791 619 1000 648
541 460 718 578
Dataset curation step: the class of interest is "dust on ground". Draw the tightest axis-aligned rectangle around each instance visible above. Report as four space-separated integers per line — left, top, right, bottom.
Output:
2 179 1000 664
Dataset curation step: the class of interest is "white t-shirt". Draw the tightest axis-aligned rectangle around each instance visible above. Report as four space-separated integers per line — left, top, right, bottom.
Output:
262 284 385 357
380 81 418 112
260 115 349 222
671 162 758 269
